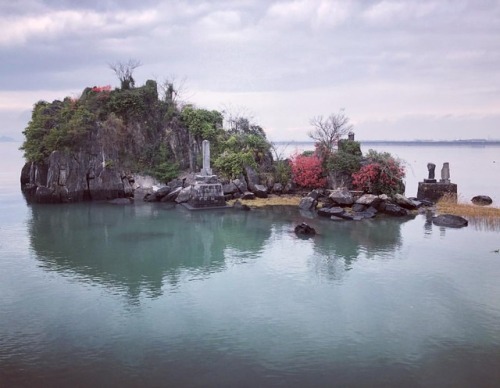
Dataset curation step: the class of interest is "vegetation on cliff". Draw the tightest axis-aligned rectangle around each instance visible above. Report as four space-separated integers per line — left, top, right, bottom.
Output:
20 75 272 185
20 64 404 198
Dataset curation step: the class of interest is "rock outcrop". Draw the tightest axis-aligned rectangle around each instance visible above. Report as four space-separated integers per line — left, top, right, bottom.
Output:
21 150 134 203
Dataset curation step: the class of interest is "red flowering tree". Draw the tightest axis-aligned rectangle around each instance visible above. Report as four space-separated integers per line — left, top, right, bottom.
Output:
351 150 405 195
289 152 327 188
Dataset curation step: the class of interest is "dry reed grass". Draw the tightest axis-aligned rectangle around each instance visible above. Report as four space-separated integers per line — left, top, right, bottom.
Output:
227 195 302 208
437 194 500 230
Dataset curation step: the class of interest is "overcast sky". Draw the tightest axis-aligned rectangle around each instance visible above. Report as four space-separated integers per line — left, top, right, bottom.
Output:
1 0 499 141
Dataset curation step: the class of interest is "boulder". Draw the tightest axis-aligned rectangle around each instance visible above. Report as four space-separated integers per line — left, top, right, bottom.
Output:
352 211 376 220
328 187 354 206
272 182 283 194
233 177 248 193
299 196 317 211
143 193 158 202
155 186 171 200
162 186 182 202
223 182 238 195
351 203 367 213
294 222 316 237
432 214 468 228
317 206 345 218
175 186 193 203
394 194 419 210
244 166 260 191
253 184 268 198
241 191 256 200
381 203 409 216
356 194 379 206
471 195 493 206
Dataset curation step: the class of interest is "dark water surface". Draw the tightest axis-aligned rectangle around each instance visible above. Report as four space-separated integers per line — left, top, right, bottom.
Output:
1 143 500 387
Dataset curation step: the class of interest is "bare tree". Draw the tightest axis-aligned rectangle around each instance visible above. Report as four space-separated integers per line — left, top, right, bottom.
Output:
159 75 191 107
109 59 142 89
309 109 353 156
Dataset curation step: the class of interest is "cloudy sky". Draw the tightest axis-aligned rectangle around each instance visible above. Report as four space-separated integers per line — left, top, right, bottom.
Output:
1 0 499 141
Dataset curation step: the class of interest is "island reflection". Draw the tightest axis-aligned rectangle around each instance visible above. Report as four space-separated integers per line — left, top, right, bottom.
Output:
27 203 412 299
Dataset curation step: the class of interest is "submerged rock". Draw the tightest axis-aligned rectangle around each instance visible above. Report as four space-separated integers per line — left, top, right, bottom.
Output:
432 214 468 228
294 222 316 237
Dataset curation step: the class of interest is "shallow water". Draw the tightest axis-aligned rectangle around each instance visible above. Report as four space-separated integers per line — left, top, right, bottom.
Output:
1 143 500 387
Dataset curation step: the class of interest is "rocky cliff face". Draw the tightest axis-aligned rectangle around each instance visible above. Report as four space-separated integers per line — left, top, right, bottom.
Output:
21 150 134 203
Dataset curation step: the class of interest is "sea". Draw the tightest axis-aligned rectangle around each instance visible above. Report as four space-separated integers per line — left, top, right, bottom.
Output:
1 141 500 387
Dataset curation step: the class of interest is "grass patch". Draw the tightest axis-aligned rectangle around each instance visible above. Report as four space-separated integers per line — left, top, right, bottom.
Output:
228 195 301 208
437 194 500 230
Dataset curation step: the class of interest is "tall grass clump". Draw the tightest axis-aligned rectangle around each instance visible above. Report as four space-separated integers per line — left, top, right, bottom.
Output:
437 194 500 230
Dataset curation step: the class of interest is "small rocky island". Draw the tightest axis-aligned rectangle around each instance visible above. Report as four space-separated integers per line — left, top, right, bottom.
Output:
20 71 463 228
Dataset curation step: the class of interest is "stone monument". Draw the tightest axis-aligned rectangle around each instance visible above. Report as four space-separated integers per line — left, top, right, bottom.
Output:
417 161 457 202
183 140 228 210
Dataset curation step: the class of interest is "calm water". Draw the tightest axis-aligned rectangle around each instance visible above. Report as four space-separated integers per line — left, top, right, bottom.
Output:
1 142 500 387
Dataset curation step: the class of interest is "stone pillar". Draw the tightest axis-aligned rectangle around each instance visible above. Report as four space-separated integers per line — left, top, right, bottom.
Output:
440 162 450 184
202 140 212 176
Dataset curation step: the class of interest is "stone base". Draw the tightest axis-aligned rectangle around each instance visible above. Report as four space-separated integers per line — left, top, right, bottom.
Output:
417 182 457 203
185 182 228 210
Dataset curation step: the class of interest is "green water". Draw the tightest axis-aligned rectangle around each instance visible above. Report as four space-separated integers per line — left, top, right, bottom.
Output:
1 142 500 386
1 199 500 387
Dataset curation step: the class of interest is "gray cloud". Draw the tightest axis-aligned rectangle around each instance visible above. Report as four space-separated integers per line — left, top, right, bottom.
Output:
1 0 499 140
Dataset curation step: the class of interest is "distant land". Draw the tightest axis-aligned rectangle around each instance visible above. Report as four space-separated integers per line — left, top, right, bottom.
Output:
274 139 500 146
0 136 16 142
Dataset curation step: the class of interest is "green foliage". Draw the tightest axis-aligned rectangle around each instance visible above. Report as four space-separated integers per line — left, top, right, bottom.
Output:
143 142 179 183
20 99 95 162
338 139 361 156
273 159 292 185
213 132 271 178
326 140 362 175
180 106 223 142
214 150 255 179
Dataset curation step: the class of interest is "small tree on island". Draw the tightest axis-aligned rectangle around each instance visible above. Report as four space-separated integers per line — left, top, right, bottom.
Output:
308 109 353 161
109 59 142 90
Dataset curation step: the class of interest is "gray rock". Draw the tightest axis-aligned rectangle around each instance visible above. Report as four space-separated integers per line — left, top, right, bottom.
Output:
299 196 317 211
272 182 283 194
432 214 468 228
351 203 367 213
244 166 260 191
241 191 256 200
155 186 171 199
471 195 493 206
356 194 379 206
317 206 345 218
175 186 193 203
233 177 248 193
382 203 409 216
253 184 268 198
307 190 321 200
353 211 376 220
223 182 238 195
394 194 418 210
294 222 316 237
328 187 354 206
162 186 182 202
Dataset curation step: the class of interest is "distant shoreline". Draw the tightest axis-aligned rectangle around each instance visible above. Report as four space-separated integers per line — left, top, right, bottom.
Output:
273 140 500 146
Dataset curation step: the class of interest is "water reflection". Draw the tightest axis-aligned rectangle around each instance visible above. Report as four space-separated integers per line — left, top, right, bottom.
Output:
27 203 417 299
27 203 272 301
